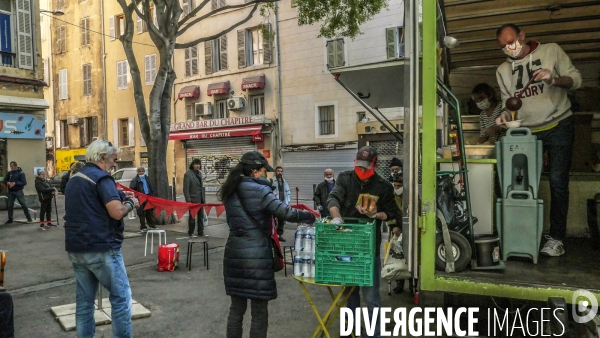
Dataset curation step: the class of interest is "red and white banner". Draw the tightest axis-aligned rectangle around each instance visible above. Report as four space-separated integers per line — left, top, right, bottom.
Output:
117 183 226 220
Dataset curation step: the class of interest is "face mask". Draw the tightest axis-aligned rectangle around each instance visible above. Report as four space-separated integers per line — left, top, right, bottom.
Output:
394 187 404 195
354 167 375 181
325 177 334 182
138 174 145 178
476 98 491 110
503 39 523 58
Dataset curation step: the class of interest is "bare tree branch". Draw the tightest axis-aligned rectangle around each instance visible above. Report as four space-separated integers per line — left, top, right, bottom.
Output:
175 3 260 49
177 0 277 37
178 0 210 27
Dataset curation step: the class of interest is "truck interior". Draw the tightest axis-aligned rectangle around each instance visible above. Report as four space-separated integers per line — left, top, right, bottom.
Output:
332 0 600 304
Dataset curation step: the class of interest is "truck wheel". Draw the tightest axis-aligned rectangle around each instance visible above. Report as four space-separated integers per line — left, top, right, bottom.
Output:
435 230 472 272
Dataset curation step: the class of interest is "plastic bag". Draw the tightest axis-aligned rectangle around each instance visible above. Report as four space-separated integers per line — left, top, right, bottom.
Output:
381 234 410 280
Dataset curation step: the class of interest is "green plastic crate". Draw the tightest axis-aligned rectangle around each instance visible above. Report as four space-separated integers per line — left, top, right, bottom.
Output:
314 252 374 286
315 218 376 256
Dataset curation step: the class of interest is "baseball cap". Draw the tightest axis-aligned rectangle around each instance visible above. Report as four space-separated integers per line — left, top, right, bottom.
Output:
240 151 275 172
355 146 378 170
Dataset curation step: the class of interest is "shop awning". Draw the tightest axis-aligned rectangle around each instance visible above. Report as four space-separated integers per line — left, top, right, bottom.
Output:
207 81 230 96
178 85 200 100
241 74 265 91
0 95 49 110
169 124 262 140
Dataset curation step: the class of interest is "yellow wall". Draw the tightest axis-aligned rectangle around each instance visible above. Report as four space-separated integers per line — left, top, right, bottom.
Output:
51 0 106 148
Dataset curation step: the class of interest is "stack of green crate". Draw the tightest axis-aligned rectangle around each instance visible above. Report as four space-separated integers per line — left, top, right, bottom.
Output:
314 218 375 286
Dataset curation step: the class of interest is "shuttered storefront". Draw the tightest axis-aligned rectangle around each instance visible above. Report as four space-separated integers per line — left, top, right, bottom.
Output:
281 149 357 204
185 137 256 193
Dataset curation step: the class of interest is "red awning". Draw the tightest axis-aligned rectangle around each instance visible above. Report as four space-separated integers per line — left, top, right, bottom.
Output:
169 124 262 140
241 74 265 91
178 85 200 100
207 81 230 96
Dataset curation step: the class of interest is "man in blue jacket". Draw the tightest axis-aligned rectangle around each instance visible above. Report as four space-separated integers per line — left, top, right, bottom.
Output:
64 139 139 338
3 161 32 224
129 167 157 232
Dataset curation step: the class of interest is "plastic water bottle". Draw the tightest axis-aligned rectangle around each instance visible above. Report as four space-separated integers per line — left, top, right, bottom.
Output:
303 228 313 254
128 210 137 219
294 226 307 252
310 254 316 278
301 252 310 277
307 227 316 254
293 254 303 277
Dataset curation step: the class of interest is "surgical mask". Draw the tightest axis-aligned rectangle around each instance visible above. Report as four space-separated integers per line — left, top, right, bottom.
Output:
394 187 404 195
325 177 334 182
138 175 145 179
503 39 523 58
354 167 375 181
476 98 491 110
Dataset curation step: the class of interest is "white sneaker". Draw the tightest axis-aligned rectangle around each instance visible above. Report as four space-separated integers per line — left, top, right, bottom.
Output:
540 236 565 257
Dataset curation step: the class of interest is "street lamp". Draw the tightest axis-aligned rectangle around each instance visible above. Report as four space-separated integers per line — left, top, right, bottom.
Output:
40 9 65 16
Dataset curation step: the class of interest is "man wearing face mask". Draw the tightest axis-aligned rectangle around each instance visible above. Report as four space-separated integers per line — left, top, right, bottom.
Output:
129 167 157 233
388 157 403 182
270 166 291 241
313 168 335 218
327 146 400 338
495 24 581 257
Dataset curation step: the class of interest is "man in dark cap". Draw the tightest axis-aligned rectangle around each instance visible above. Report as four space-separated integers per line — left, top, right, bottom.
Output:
388 157 403 182
327 146 400 338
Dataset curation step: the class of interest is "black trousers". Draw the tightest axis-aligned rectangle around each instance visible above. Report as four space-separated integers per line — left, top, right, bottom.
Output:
188 207 205 235
226 296 268 338
39 199 52 222
138 203 157 230
0 292 14 338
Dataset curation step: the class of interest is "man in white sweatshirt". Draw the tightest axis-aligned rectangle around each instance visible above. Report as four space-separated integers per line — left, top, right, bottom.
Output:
495 23 582 257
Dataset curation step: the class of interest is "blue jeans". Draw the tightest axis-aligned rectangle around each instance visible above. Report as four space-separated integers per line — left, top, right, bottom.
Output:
345 258 382 338
68 250 132 338
7 190 31 220
533 116 574 241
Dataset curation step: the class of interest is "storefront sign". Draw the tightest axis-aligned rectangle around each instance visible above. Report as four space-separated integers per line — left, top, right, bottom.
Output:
0 112 46 139
252 134 264 142
171 115 266 131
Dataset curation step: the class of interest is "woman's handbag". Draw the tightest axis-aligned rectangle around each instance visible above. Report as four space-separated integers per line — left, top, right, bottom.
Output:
238 195 284 272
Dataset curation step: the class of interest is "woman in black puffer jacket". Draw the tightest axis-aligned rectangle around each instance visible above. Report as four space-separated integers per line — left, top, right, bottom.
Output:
218 151 315 338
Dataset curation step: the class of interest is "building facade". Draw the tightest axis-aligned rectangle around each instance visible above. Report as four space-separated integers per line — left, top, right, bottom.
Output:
277 0 406 202
0 0 49 207
171 1 278 197
45 0 105 174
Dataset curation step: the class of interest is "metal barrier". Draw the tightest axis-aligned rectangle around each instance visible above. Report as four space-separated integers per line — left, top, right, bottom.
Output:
0 196 37 221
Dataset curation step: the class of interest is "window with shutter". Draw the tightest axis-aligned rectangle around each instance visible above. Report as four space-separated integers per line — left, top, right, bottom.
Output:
60 120 70 147
83 64 92 96
245 28 263 67
128 117 135 147
117 60 128 90
119 119 129 146
219 35 228 70
109 16 116 40
318 105 336 135
386 27 403 59
185 47 198 77
56 25 66 54
262 24 272 64
58 69 68 100
81 17 90 46
326 38 345 69
145 54 156 84
237 30 246 69
204 41 212 75
186 104 194 121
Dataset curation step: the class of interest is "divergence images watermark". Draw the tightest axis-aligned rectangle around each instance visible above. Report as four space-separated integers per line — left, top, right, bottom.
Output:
340 290 598 337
